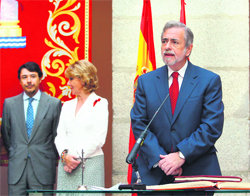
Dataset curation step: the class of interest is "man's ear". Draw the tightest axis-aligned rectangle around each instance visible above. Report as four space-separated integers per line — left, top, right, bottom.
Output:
186 44 193 57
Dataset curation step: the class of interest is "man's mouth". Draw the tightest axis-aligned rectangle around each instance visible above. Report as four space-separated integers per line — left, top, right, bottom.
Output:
164 52 175 57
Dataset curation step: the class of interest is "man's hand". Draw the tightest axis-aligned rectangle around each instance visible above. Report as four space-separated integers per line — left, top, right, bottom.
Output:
158 152 185 176
174 167 183 176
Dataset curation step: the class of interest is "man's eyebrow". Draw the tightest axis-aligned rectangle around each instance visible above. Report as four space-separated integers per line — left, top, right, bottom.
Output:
162 38 179 41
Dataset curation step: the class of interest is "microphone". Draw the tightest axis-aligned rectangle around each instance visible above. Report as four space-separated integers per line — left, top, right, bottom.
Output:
126 93 170 164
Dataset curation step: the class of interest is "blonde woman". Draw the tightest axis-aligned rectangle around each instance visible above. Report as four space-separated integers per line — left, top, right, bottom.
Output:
55 60 109 194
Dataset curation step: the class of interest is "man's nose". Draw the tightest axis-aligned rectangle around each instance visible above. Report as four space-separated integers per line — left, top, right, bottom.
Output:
165 41 172 50
67 80 70 86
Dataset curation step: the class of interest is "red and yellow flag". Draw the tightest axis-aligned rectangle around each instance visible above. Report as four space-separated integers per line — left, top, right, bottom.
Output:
180 0 186 24
127 0 156 184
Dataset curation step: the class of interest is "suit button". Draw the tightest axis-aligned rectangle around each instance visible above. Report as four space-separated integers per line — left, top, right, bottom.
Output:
171 129 175 132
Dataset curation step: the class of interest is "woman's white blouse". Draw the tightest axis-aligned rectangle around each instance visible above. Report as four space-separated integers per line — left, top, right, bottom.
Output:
55 92 109 158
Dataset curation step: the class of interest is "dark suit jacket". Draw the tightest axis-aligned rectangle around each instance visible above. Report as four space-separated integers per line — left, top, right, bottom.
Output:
130 62 224 185
1 92 61 185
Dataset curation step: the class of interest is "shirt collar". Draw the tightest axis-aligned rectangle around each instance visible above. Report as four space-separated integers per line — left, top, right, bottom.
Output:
168 60 188 79
23 90 41 101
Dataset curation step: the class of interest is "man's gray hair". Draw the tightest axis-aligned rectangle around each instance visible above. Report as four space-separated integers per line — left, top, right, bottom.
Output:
161 20 194 48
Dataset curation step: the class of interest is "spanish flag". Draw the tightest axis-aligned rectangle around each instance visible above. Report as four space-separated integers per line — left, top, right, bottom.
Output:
180 0 186 24
127 0 156 184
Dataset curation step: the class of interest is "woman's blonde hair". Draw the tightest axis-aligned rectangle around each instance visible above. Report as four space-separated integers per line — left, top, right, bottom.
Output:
65 60 99 93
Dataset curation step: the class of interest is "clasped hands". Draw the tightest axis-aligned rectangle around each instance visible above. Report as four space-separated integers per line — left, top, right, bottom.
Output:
158 152 185 176
63 154 81 173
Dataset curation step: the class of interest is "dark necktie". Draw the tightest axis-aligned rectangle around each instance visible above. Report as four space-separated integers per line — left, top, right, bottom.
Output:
169 72 179 115
26 98 34 139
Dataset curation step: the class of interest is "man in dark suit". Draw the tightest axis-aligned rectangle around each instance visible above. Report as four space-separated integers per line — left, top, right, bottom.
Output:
130 21 224 195
1 62 62 195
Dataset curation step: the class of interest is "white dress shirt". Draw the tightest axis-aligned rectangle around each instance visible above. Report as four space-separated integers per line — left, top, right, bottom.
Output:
55 92 109 159
168 60 188 90
23 90 41 120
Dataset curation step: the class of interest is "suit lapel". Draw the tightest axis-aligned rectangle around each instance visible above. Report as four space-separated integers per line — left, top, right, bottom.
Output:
29 93 49 141
155 66 172 123
171 62 199 125
16 94 29 141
